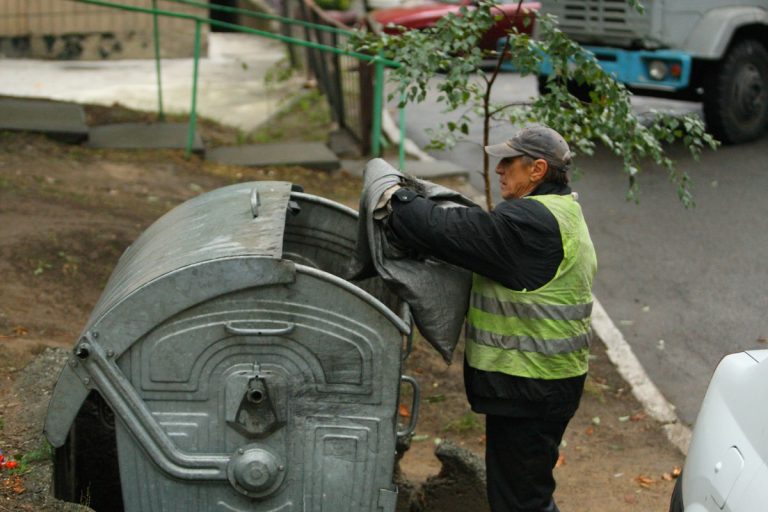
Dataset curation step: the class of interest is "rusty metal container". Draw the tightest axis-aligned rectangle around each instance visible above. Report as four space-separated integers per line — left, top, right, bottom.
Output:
44 181 416 512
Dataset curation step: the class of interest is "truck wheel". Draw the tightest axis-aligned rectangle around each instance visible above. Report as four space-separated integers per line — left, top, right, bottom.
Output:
703 39 768 144
537 75 551 96
537 75 593 103
668 474 683 512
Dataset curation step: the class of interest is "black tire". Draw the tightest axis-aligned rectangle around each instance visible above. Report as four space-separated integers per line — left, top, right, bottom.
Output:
537 74 551 96
537 74 593 103
703 39 768 144
669 473 684 512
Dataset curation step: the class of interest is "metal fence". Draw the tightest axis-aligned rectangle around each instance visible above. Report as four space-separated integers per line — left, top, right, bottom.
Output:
295 0 373 155
71 0 403 161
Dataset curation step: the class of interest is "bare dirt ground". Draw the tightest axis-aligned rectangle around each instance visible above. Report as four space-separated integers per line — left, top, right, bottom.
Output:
0 105 683 511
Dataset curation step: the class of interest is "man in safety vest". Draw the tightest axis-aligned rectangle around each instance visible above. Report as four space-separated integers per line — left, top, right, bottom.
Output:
383 124 597 512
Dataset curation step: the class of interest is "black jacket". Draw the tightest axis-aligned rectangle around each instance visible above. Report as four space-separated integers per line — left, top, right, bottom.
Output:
388 182 586 419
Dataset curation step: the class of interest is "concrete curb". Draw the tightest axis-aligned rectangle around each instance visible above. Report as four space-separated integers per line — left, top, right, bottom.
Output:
591 298 692 454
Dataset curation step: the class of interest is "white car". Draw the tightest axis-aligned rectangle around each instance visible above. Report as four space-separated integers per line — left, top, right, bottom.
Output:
670 349 768 511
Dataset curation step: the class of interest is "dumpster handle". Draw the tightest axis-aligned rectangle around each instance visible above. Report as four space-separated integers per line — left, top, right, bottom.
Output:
225 321 294 336
402 330 414 362
399 302 413 361
250 187 260 218
71 337 230 480
397 375 420 439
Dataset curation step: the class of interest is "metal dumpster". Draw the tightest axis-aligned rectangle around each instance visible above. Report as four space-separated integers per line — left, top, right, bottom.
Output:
44 181 417 512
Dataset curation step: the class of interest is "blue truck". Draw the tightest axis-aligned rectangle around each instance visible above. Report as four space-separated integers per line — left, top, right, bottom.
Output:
537 0 768 144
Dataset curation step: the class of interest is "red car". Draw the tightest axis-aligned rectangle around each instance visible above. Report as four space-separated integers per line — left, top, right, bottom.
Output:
370 0 540 52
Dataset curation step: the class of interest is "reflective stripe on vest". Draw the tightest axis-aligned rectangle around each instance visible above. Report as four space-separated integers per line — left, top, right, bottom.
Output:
465 193 597 380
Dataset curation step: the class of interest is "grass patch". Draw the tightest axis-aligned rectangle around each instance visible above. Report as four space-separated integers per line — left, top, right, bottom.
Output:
0 175 11 190
584 375 610 404
444 411 483 434
9 439 53 474
248 89 332 144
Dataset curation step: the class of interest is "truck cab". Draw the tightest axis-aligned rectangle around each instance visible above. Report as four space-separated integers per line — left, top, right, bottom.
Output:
538 0 768 144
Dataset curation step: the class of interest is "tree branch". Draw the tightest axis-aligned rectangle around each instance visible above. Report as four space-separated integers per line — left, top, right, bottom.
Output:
481 0 525 210
489 101 533 117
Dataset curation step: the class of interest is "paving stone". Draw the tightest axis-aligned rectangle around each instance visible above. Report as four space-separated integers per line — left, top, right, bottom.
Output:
0 97 88 143
206 142 340 171
87 122 204 152
328 129 362 158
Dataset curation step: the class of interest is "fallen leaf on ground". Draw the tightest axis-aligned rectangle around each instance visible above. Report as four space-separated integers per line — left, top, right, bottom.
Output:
555 454 566 468
2 475 25 494
630 412 647 422
624 494 637 504
661 472 673 481
585 426 594 436
635 475 655 488
398 404 410 418
11 326 28 337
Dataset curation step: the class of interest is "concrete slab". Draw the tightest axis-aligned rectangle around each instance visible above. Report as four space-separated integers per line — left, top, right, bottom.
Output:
87 123 205 152
0 97 88 143
0 35 301 132
206 142 340 171
341 158 470 180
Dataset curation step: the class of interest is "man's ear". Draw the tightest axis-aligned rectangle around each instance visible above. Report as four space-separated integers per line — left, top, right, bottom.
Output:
531 158 548 182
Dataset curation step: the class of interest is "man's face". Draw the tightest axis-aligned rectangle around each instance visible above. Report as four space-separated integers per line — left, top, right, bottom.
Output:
495 156 535 200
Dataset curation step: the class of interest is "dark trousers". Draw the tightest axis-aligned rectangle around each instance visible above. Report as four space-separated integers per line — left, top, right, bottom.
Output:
485 415 570 512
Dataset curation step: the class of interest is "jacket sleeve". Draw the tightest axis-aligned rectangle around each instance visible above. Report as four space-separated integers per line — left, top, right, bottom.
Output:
386 188 564 291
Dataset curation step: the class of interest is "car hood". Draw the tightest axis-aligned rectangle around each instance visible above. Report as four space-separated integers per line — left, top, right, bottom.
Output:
371 3 454 26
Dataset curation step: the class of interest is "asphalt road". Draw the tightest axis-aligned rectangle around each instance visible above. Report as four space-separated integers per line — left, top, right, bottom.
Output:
393 74 768 425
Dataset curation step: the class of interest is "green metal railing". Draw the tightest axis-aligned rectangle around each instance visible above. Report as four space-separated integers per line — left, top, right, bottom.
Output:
74 0 406 167
298 0 369 153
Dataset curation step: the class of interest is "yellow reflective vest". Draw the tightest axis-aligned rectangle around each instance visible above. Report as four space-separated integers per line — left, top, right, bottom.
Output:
466 194 597 380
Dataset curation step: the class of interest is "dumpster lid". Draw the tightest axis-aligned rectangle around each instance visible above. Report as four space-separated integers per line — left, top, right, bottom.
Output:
87 181 293 328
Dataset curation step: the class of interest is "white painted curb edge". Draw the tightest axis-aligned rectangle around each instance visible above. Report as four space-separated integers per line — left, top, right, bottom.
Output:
591 297 692 455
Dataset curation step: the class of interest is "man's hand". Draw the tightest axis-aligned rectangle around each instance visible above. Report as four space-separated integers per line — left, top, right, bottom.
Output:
373 184 401 220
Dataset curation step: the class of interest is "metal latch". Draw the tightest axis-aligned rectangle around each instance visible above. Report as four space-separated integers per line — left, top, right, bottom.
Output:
225 363 283 438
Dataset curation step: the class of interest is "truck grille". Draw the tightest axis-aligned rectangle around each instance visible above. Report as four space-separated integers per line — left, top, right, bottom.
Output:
543 0 653 48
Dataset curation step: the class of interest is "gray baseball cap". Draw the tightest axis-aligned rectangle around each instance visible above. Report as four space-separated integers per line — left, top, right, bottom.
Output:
484 124 573 171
